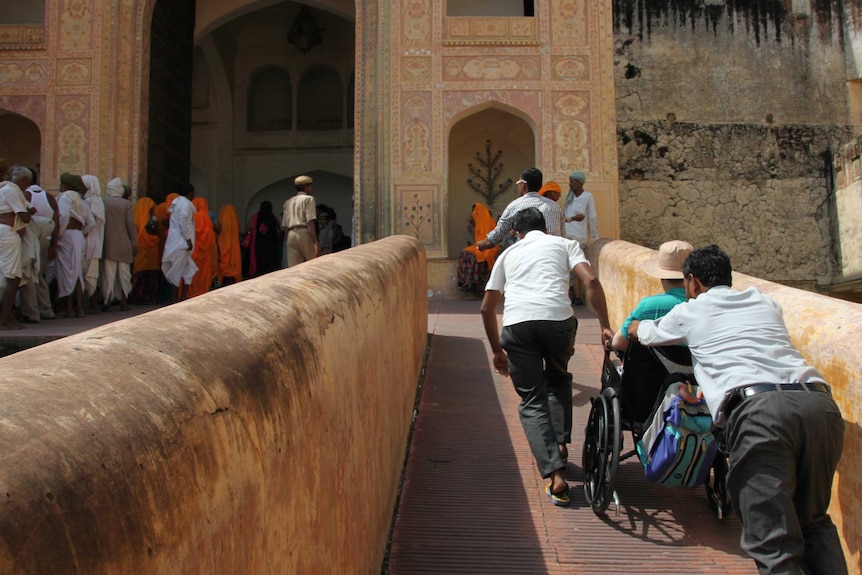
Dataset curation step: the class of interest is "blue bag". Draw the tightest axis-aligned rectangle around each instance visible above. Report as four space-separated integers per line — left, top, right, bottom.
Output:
636 381 717 488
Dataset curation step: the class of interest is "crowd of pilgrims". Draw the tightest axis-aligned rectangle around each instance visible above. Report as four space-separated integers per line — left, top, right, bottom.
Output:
0 165 347 329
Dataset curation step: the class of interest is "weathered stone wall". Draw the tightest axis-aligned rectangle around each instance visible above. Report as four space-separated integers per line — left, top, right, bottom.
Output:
617 120 854 286
592 239 862 569
0 236 427 574
613 0 854 125
613 0 862 290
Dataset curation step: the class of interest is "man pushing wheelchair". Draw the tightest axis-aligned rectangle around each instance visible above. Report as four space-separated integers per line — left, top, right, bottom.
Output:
628 244 846 575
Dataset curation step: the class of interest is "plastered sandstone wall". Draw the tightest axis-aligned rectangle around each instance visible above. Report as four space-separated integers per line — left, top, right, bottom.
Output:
592 239 862 571
0 236 427 574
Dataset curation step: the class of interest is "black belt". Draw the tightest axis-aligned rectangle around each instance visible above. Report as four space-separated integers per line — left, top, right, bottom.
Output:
724 382 831 420
287 225 308 232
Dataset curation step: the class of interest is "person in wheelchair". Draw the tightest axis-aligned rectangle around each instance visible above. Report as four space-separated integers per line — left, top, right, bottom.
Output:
611 240 692 353
629 245 846 575
481 207 613 507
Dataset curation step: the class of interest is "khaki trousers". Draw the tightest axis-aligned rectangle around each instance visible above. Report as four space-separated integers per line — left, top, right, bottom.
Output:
286 228 315 267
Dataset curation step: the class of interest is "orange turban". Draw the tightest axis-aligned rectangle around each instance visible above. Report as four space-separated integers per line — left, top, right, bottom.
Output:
539 181 562 197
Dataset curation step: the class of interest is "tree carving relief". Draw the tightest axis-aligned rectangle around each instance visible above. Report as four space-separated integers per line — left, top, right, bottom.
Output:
399 187 436 245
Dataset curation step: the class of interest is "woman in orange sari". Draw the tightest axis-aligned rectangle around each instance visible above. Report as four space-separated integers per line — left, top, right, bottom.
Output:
457 203 500 293
188 197 216 298
217 204 242 285
128 196 162 304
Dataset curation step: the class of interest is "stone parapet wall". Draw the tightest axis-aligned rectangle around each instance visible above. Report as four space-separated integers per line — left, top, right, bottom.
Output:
591 238 862 568
617 121 855 287
0 236 427 574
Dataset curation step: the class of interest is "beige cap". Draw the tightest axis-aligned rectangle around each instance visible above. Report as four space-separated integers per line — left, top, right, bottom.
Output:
295 175 313 186
642 240 694 279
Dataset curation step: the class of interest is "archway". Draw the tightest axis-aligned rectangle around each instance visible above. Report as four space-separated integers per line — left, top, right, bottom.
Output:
447 107 535 258
0 109 42 177
185 1 355 229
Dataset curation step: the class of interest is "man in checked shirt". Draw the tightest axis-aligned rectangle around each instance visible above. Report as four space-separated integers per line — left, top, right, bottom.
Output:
476 167 566 252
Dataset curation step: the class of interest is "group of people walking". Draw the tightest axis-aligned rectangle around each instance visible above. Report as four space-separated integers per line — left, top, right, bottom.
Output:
475 166 846 575
0 170 348 328
0 166 139 328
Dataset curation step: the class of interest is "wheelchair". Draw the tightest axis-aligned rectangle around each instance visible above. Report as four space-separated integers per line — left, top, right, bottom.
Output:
581 341 733 518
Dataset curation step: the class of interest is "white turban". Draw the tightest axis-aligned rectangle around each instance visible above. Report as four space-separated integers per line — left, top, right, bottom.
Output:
106 177 124 198
82 174 102 198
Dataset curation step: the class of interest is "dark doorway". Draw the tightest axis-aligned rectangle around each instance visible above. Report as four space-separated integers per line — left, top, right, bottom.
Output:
146 0 196 202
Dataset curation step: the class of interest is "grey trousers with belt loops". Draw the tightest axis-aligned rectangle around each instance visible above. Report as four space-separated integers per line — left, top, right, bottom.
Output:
726 389 846 575
500 316 577 479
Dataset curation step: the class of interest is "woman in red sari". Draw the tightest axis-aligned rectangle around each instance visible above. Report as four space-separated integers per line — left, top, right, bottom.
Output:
188 197 215 298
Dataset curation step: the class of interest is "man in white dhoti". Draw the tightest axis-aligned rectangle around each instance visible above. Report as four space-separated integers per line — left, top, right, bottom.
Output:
161 183 197 301
82 174 105 312
56 173 92 318
19 168 60 322
101 178 137 311
0 166 34 329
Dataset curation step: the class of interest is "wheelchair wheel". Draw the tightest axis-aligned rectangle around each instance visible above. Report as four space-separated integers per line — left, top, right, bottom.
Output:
582 387 621 515
704 452 734 519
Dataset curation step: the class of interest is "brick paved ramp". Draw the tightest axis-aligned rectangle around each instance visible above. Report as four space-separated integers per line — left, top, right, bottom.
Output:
385 300 753 575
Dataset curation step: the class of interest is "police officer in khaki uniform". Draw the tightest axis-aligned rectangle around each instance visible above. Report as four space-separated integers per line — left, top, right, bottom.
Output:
281 175 319 267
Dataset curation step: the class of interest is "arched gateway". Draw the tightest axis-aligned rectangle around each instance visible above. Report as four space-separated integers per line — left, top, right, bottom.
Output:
0 0 618 295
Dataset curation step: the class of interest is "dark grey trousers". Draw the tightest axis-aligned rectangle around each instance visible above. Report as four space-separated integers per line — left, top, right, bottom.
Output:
726 389 846 575
500 317 577 479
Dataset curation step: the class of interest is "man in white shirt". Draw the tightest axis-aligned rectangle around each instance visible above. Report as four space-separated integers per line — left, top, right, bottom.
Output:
0 166 34 329
161 183 198 301
629 244 846 575
20 169 60 322
563 171 599 305
480 207 613 507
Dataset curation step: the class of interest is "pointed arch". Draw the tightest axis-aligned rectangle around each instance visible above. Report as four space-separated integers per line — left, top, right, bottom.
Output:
446 105 536 258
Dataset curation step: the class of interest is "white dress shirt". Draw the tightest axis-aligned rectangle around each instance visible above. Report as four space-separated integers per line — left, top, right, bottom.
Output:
636 285 825 424
485 230 587 326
